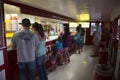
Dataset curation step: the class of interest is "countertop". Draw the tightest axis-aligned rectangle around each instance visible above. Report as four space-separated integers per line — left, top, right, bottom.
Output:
46 36 58 42
7 36 58 51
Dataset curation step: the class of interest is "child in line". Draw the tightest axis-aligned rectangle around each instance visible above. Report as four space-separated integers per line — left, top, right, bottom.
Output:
56 36 64 65
50 45 58 71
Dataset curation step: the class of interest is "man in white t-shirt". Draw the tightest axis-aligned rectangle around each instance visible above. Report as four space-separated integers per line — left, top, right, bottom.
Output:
12 18 39 80
91 21 102 57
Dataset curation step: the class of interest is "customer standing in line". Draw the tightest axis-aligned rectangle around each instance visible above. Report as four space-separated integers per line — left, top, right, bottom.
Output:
80 27 85 52
56 36 64 65
12 18 39 80
32 22 48 80
62 24 71 62
74 25 82 54
91 21 102 57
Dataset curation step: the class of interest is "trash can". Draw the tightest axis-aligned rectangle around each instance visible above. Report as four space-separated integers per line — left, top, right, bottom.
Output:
99 48 108 64
94 64 113 80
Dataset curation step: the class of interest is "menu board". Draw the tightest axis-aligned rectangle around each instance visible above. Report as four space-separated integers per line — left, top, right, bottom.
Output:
0 2 4 47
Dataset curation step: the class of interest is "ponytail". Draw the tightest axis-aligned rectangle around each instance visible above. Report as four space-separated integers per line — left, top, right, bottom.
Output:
32 22 45 38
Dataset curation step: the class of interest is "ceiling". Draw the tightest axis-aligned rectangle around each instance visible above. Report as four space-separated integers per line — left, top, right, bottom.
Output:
9 0 120 21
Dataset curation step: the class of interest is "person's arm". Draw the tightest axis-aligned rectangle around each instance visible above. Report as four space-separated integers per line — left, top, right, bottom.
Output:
34 34 39 50
74 33 79 40
45 32 49 39
99 26 102 36
94 26 99 39
11 34 17 49
43 34 47 41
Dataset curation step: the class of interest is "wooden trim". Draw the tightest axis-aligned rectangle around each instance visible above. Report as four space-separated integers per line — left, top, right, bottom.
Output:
0 46 6 50
0 1 4 47
3 48 10 80
0 65 5 71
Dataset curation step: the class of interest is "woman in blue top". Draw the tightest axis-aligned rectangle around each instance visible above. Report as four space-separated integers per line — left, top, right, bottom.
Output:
74 25 83 54
32 22 48 80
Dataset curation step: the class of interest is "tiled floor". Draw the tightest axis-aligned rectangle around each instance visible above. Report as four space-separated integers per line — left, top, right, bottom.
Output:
47 46 98 80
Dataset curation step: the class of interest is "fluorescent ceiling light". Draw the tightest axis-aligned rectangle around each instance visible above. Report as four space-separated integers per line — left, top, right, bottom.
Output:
77 13 90 21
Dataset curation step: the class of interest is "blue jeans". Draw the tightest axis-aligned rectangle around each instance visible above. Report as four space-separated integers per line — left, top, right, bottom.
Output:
18 60 36 80
36 55 48 80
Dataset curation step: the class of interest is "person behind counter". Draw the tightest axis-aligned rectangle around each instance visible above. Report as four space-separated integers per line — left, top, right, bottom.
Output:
11 18 39 80
32 22 48 80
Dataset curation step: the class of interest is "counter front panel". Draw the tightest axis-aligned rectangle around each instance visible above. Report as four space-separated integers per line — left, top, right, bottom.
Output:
7 36 58 80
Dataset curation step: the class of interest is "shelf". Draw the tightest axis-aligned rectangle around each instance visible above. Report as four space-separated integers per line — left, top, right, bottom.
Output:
6 37 12 39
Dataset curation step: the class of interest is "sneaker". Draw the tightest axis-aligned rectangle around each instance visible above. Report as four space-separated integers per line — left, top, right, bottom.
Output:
57 63 63 66
78 51 81 54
